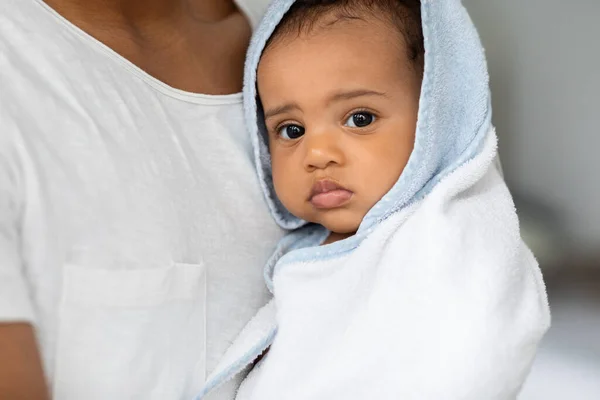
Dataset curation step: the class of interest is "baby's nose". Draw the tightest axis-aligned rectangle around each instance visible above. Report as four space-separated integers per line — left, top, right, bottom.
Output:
303 131 345 171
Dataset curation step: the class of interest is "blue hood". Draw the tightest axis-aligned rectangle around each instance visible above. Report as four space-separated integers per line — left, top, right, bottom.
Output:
243 0 491 234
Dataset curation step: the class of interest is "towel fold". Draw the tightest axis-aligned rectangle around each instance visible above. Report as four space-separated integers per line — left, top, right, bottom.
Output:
194 0 550 398
234 130 550 400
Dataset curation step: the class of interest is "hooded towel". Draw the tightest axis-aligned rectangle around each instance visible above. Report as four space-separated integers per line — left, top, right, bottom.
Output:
195 1 550 398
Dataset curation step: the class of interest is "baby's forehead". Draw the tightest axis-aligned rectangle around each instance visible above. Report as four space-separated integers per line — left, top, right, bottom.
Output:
258 26 421 101
261 1 424 75
260 22 407 80
266 8 403 52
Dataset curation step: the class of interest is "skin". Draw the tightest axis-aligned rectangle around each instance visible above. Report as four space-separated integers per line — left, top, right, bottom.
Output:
0 324 49 400
257 13 422 243
43 0 251 94
0 1 248 398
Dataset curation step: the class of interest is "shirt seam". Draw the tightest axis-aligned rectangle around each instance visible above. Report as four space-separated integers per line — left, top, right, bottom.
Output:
30 0 245 106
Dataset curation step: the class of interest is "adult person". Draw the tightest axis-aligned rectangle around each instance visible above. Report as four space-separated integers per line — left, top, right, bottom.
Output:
0 0 282 399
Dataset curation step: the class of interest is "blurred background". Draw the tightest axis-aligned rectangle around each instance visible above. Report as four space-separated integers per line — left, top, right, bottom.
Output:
463 0 600 398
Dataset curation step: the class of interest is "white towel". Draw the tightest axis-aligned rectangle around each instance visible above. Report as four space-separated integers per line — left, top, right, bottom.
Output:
234 130 550 400
194 0 551 398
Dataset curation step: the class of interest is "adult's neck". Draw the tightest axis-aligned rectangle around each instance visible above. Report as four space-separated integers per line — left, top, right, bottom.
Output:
43 0 238 29
42 0 249 94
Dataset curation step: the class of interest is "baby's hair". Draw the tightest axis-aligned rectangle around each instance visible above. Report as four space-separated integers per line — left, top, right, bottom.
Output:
265 0 424 69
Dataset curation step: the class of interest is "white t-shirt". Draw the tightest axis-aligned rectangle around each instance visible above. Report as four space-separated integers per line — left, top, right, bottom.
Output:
0 1 282 399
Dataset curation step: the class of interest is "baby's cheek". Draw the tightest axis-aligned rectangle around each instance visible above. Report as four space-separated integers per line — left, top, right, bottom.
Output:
358 164 400 212
271 165 304 217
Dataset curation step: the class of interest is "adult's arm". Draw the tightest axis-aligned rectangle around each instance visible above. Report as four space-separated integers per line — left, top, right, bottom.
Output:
0 126 48 399
0 323 49 400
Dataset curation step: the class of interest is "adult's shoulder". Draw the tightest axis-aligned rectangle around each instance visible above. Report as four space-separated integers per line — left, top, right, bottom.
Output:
235 0 273 30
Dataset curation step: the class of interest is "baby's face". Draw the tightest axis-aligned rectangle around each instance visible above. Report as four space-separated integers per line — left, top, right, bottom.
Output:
257 15 421 234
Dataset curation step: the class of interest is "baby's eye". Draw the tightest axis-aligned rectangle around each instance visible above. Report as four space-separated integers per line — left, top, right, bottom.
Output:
278 124 305 140
345 112 376 128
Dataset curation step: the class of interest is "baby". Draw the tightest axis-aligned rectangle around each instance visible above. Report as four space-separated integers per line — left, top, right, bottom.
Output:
196 1 550 399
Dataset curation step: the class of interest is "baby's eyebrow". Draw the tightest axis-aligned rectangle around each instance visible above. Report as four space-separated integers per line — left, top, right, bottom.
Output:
263 89 388 121
264 103 300 120
327 89 388 103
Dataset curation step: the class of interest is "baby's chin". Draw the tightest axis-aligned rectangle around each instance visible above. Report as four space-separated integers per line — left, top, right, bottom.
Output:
308 209 364 237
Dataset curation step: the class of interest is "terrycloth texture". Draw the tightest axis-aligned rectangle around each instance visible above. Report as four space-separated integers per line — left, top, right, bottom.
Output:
234 131 550 400
194 0 550 398
196 300 278 399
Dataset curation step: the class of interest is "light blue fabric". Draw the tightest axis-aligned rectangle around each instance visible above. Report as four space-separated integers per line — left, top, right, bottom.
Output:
243 0 492 245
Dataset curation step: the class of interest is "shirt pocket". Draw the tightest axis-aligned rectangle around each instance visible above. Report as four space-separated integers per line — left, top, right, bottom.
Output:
53 262 206 400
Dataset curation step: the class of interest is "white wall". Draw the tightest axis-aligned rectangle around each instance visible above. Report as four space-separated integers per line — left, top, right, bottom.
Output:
463 0 600 254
